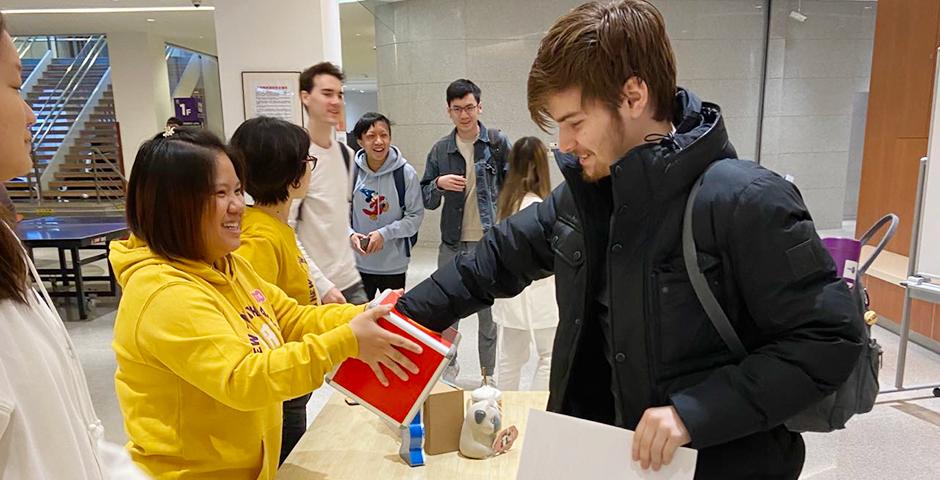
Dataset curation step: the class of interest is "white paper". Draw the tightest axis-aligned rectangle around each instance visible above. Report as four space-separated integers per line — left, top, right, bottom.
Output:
516 409 697 480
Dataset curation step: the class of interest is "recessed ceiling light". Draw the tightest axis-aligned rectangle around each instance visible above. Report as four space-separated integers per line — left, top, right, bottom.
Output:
355 33 361 37
146 18 156 22
1 6 214 14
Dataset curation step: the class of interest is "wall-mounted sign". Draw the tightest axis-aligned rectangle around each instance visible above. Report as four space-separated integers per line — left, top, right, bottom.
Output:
174 97 202 124
241 71 304 127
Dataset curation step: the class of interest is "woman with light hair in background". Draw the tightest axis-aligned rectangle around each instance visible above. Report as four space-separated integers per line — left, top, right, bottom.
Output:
493 136 558 391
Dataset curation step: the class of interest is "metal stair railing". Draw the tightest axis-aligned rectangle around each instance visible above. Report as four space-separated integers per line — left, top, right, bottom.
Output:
89 147 126 204
29 35 109 203
15 36 37 59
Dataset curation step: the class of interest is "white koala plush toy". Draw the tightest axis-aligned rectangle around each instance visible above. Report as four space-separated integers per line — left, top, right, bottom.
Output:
459 398 502 459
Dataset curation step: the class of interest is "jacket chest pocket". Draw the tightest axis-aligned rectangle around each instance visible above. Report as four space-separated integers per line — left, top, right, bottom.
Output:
551 221 584 272
651 262 729 377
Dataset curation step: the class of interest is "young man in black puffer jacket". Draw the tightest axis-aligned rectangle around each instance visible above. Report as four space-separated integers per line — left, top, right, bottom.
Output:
397 1 863 478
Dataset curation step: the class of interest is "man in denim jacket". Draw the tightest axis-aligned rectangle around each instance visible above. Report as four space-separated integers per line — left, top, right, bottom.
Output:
420 79 512 384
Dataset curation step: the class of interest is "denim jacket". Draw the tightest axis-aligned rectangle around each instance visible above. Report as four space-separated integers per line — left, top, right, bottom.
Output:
420 122 511 247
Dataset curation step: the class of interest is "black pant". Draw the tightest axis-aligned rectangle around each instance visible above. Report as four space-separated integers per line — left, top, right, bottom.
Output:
694 427 805 479
360 272 406 300
279 392 312 465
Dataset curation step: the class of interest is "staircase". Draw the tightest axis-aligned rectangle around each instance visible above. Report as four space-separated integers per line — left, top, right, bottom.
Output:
20 57 40 83
46 87 125 202
4 52 112 201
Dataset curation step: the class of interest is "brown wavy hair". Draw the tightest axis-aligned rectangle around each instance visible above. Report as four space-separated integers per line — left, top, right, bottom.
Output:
0 11 30 303
527 0 676 131
497 137 551 221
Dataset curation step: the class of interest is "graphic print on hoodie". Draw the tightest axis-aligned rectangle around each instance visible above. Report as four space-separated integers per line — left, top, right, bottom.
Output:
359 187 389 221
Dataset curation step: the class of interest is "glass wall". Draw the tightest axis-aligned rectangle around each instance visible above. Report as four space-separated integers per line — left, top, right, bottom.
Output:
165 44 224 138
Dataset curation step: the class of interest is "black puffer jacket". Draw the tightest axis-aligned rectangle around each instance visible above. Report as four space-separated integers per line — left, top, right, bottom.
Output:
398 89 863 479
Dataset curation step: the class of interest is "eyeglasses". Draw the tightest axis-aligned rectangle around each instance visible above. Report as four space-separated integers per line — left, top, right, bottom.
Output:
449 104 479 115
304 154 318 171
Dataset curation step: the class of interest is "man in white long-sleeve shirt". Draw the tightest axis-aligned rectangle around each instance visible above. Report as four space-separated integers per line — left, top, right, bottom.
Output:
291 62 369 304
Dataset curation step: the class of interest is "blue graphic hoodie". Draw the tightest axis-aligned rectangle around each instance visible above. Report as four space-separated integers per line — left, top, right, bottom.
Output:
349 145 425 276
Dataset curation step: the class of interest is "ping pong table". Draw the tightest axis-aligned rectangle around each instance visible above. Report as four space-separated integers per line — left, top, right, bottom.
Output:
15 216 129 320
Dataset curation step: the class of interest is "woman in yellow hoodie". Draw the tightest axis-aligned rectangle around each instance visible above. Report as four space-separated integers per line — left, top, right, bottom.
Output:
110 128 421 480
229 116 356 464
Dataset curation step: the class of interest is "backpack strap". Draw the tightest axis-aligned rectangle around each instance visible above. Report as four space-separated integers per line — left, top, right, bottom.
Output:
392 165 417 257
349 160 360 225
682 169 748 360
488 128 501 158
487 128 510 185
393 165 407 212
339 141 351 171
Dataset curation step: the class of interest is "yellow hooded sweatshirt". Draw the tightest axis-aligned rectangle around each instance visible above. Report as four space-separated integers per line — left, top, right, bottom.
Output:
236 207 319 306
109 235 364 480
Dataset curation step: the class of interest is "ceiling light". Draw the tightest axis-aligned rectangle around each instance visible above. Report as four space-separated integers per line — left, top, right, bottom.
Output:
1 6 214 14
146 18 156 22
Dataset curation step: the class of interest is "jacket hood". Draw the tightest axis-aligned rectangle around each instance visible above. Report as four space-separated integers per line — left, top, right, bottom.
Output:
110 235 233 288
557 87 736 201
354 145 407 175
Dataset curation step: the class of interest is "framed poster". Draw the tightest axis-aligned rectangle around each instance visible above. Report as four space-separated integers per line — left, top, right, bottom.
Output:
241 71 304 127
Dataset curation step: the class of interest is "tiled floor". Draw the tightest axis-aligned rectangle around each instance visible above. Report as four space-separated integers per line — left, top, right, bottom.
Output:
49 239 940 479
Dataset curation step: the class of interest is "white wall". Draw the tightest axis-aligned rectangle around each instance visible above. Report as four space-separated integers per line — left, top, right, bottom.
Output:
108 31 173 174
213 0 342 139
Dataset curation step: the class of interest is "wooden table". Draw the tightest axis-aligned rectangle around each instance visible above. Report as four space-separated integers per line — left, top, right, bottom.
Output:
278 391 549 479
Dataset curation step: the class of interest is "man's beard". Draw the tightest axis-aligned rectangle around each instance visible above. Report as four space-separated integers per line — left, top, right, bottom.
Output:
580 162 611 183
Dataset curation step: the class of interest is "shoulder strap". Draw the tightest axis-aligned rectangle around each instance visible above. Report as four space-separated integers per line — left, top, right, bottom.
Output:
393 165 406 211
349 160 360 225
682 171 748 360
488 128 501 158
339 142 351 171
392 165 418 255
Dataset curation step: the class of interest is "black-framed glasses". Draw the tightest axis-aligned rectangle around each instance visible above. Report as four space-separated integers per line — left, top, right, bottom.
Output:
304 154 318 171
449 104 479 115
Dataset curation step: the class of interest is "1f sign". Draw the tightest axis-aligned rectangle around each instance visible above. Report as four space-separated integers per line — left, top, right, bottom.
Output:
177 101 191 117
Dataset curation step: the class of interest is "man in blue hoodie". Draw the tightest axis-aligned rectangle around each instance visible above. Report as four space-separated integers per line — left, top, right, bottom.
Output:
348 112 424 299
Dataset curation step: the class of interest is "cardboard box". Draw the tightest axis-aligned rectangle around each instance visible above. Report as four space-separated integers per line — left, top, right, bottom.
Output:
422 382 464 455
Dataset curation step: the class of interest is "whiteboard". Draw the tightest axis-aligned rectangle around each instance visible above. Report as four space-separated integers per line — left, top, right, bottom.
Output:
916 48 940 277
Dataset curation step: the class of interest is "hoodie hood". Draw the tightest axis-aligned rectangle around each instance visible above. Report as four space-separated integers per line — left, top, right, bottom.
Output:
110 234 234 288
354 145 407 176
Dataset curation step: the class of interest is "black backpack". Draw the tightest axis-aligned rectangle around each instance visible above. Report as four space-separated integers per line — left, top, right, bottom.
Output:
683 165 894 433
348 150 418 257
